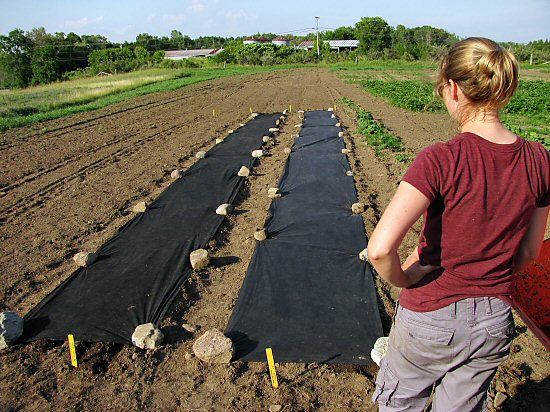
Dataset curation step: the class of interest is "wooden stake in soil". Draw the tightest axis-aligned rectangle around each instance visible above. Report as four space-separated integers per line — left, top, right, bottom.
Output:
265 347 279 388
250 106 253 114
289 104 292 113
68 334 78 368
213 109 216 117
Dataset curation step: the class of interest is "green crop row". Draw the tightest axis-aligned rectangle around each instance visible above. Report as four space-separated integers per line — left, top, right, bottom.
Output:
359 79 549 149
361 79 445 112
339 96 410 162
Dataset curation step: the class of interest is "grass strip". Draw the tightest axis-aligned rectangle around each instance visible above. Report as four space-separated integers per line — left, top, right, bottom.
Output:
340 96 410 163
0 66 276 132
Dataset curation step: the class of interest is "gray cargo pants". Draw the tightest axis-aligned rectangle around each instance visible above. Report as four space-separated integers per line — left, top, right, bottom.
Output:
373 297 514 412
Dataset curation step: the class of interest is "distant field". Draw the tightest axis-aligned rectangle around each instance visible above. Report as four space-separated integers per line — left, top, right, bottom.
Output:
336 63 550 149
0 66 282 132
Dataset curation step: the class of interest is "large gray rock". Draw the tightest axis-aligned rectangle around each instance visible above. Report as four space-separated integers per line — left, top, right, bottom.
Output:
193 329 235 364
351 202 366 214
190 249 210 270
216 203 233 216
0 311 24 350
131 323 164 350
237 166 250 177
132 201 148 213
171 169 183 179
73 251 98 267
254 229 267 241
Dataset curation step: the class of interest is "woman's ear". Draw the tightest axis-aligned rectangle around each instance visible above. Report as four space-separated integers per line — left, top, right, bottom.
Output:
449 79 460 102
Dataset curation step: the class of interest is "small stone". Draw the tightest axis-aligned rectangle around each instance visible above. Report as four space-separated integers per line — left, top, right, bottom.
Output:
267 188 281 199
132 352 138 360
279 115 285 121
269 128 279 133
263 136 272 143
346 170 353 176
269 405 282 412
185 352 193 360
190 249 210 270
335 122 341 127
251 150 263 158
215 138 224 144
196 151 206 159
131 323 163 350
240 123 246 127
327 107 334 111
254 229 267 241
359 248 369 262
351 202 366 214
192 329 235 364
237 166 250 177
370 336 389 367
182 323 198 333
282 109 288 115
216 204 233 216
284 147 292 155
298 110 304 114
331 114 336 118
250 112 259 118
73 251 98 267
275 120 280 126
132 201 148 213
227 129 234 134
294 124 302 128
171 169 183 179
0 311 24 350
341 149 351 154
338 131 344 138
494 392 507 408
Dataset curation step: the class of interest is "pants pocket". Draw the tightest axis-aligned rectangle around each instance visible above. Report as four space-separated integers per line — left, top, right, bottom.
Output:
397 309 455 366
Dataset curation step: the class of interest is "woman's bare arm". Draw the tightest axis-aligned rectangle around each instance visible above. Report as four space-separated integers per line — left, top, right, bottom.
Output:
367 181 439 288
514 206 550 272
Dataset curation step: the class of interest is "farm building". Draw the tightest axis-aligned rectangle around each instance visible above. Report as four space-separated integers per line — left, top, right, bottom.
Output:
164 48 224 60
272 36 291 46
297 40 359 52
243 36 271 45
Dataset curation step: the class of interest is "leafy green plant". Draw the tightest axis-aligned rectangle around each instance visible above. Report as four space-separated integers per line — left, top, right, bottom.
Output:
340 96 410 162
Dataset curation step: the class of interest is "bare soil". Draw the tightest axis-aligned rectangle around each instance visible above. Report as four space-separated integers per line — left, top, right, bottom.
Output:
1 68 548 411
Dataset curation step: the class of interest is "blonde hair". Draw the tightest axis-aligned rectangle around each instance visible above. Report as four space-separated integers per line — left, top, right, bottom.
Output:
435 37 519 120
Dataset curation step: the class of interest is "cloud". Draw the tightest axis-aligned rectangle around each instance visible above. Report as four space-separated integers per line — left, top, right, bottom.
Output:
225 10 257 23
61 16 103 31
162 14 187 23
188 0 206 13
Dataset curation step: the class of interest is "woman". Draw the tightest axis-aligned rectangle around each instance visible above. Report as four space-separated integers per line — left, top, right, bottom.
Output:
368 37 550 411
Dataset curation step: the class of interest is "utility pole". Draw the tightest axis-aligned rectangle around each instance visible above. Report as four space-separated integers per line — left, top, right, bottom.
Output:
315 16 320 59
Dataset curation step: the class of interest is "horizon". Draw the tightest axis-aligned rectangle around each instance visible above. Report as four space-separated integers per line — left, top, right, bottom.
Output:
1 0 549 45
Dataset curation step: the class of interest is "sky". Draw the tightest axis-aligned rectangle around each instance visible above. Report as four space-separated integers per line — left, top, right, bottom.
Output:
1 0 548 44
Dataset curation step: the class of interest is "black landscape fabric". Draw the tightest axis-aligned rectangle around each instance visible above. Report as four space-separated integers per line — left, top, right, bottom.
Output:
22 113 283 344
225 110 384 365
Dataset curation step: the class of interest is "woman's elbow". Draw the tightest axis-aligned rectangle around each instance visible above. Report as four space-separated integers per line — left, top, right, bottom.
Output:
367 242 392 262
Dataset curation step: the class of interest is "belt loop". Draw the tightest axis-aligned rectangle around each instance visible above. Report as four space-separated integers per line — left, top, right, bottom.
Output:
485 297 492 315
450 301 456 319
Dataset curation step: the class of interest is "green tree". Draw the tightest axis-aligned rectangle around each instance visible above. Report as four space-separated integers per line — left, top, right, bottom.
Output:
0 28 33 88
31 44 60 84
355 17 392 56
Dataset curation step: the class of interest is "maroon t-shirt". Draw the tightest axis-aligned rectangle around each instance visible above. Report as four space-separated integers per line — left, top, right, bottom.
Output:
399 132 550 312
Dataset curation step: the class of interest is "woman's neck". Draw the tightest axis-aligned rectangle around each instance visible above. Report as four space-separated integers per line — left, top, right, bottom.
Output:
459 111 517 144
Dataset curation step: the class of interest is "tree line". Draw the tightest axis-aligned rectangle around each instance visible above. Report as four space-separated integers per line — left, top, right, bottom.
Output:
1 17 549 89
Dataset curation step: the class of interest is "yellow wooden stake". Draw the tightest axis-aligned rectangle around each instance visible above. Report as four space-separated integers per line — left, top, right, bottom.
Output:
68 334 78 368
213 109 216 117
250 106 253 114
289 104 292 113
265 347 279 388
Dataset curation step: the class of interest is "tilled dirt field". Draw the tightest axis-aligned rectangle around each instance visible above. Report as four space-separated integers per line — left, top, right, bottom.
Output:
1 68 548 411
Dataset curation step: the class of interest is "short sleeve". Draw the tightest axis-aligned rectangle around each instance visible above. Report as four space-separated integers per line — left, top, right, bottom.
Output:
401 145 444 204
537 147 550 207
